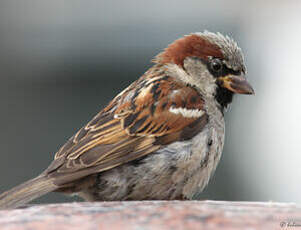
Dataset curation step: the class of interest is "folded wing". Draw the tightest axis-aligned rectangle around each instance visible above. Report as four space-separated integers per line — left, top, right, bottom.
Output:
45 74 208 186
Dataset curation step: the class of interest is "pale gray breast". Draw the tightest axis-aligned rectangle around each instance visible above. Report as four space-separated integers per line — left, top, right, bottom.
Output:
178 97 225 198
116 129 214 200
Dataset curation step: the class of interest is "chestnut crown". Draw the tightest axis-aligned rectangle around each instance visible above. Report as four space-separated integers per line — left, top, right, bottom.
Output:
155 31 246 74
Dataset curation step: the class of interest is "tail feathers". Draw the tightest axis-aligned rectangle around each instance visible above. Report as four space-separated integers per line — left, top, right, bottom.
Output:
0 175 58 210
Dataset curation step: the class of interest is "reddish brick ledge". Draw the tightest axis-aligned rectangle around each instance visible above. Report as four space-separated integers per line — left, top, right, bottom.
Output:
0 200 300 230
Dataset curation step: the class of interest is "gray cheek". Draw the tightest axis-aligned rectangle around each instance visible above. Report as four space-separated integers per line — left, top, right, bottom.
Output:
183 57 217 97
183 57 208 77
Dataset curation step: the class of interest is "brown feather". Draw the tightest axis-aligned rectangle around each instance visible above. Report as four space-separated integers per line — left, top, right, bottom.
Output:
43 67 209 188
156 34 224 67
0 175 57 209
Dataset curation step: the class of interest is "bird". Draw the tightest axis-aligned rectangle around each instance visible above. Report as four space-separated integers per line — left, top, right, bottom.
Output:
0 31 254 209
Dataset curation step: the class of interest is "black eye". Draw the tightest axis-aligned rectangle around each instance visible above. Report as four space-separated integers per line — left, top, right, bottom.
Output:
210 59 223 72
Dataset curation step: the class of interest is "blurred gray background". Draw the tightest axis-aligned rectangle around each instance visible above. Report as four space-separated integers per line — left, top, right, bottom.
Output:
0 0 300 205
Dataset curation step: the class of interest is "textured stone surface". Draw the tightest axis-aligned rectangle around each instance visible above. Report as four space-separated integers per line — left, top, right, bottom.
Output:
0 200 300 230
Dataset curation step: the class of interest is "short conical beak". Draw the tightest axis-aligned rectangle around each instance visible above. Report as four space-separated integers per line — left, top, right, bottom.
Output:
217 75 255 95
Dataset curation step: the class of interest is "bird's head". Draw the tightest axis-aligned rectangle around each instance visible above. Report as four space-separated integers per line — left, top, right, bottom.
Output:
154 31 254 110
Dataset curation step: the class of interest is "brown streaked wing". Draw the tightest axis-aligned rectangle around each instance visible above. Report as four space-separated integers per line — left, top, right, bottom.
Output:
120 79 206 138
45 72 208 187
46 112 159 175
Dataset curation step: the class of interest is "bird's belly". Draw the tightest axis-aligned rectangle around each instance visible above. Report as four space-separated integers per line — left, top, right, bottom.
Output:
79 124 224 201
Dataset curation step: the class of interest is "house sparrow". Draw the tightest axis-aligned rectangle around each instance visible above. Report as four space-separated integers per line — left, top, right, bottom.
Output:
0 31 254 209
